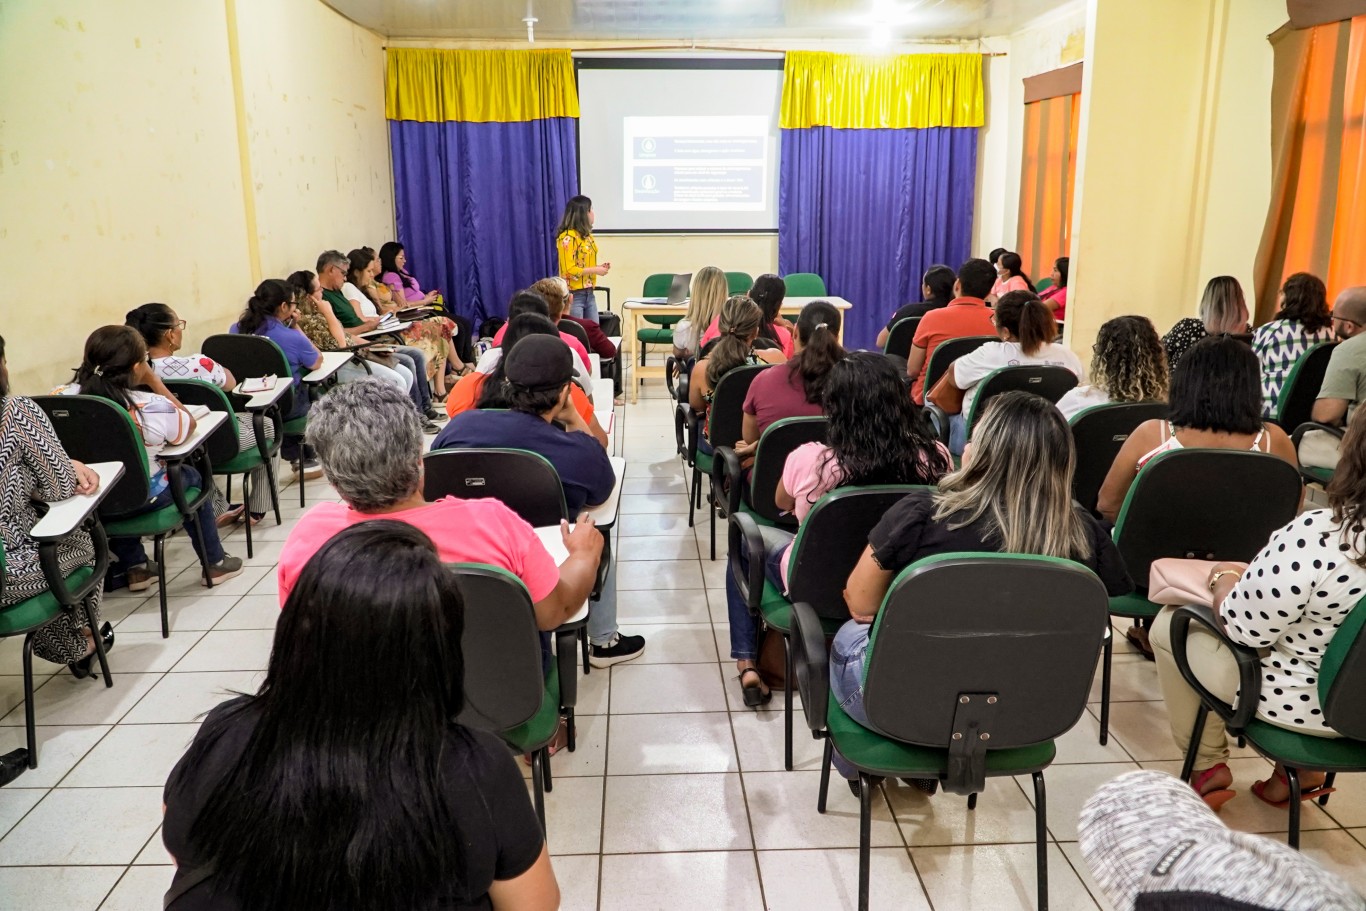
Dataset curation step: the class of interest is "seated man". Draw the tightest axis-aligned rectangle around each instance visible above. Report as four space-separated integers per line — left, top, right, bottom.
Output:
277 379 600 638
433 335 644 667
905 258 998 404
1302 286 1366 470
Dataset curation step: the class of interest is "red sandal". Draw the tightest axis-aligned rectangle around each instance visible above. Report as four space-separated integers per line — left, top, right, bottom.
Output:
1191 763 1237 811
1250 768 1336 809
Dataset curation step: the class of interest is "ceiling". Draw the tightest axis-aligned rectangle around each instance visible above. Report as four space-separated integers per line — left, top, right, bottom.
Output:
323 0 1079 42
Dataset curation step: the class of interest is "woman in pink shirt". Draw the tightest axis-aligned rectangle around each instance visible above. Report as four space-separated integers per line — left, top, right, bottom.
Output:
1039 256 1069 321
700 274 795 358
988 251 1033 303
724 352 952 707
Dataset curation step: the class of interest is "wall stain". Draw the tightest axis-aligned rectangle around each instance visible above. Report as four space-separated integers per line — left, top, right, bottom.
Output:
53 15 68 29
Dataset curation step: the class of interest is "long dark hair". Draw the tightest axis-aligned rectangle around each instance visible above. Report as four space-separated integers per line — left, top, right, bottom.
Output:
555 195 593 237
1277 272 1331 332
814 352 949 499
749 274 787 343
286 270 316 302
346 248 377 297
378 241 413 285
1054 256 1070 289
72 326 147 411
236 279 293 336
706 296 763 388
1168 335 1263 435
999 251 1033 289
789 300 845 405
923 265 956 306
178 521 470 911
993 290 1057 356
477 313 562 410
125 303 178 351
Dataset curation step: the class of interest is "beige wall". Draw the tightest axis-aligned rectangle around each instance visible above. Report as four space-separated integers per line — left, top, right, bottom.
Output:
1067 0 1285 355
0 0 392 395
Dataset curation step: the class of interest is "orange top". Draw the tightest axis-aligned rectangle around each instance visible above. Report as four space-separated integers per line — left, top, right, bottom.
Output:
446 371 595 424
909 297 996 403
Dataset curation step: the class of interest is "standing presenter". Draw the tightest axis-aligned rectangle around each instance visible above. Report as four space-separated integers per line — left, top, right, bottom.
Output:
556 195 610 323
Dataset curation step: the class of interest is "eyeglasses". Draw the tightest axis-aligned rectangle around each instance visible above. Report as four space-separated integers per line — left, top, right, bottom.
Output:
172 319 187 330
1333 314 1362 327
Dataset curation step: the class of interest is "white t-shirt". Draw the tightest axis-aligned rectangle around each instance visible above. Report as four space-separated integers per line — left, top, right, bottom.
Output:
55 384 190 491
673 319 699 356
151 353 228 388
475 346 593 388
1055 385 1111 421
954 340 1085 418
341 282 379 319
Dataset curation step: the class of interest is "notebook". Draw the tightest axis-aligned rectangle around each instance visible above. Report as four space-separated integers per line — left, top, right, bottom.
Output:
238 375 277 394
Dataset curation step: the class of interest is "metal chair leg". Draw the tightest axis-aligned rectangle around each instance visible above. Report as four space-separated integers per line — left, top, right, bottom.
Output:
21 633 37 769
688 468 699 527
542 746 554 793
565 707 576 753
967 792 978 810
708 484 717 560
1287 766 1302 849
530 751 547 834
1179 707 1208 783
241 473 254 559
817 738 833 813
580 628 590 676
155 535 170 638
784 635 795 771
1033 772 1049 911
83 597 113 688
858 772 873 911
1321 772 1337 806
1099 629 1112 745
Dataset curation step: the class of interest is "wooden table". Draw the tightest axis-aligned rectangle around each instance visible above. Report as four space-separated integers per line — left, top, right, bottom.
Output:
621 296 853 403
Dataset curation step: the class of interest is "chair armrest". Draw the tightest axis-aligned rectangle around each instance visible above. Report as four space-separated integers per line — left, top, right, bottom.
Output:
925 403 950 445
790 601 830 733
554 627 579 713
665 356 678 398
728 511 768 612
1169 604 1263 732
30 462 124 542
714 446 744 519
1291 421 1345 448
674 402 690 458
38 515 110 608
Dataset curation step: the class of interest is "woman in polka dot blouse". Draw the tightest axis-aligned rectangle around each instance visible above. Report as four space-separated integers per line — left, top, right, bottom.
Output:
1150 404 1366 811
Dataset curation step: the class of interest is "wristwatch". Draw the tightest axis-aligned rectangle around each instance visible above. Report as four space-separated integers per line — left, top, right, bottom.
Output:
1208 569 1242 593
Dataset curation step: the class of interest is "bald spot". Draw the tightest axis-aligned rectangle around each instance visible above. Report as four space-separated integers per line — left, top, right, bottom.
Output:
1335 287 1366 323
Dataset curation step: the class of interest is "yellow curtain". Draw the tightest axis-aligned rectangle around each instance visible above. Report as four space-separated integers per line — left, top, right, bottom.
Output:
1017 93 1080 286
780 52 984 130
385 49 580 123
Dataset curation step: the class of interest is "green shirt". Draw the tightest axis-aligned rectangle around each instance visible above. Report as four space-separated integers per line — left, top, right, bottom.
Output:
1317 332 1366 421
323 288 361 329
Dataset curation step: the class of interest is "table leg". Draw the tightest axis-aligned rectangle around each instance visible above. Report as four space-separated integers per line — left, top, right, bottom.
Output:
629 310 641 405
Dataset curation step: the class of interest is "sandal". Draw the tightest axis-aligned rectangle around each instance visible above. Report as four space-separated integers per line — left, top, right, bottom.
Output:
1125 624 1155 661
216 504 246 528
1251 768 1336 808
739 668 772 708
1191 762 1237 811
522 716 570 766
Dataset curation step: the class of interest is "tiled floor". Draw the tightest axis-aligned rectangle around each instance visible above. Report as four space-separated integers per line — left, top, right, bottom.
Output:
4 371 1366 910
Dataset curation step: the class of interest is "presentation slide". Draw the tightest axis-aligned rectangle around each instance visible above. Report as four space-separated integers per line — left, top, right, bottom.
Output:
577 62 783 232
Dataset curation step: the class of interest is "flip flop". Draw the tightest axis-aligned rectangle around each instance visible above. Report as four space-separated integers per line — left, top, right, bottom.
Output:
739 668 772 708
1251 768 1336 809
1192 763 1237 811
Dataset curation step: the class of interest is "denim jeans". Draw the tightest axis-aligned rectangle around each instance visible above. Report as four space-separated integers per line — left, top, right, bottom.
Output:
829 620 874 778
393 346 431 412
588 558 618 646
948 412 969 456
725 532 791 661
110 465 225 570
570 289 599 323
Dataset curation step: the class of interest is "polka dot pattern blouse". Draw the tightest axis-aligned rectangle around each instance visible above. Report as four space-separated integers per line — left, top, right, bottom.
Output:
1223 509 1366 734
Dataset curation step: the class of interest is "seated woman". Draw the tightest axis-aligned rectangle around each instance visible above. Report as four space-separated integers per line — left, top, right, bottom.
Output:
285 270 413 396
379 240 475 364
672 266 729 360
840 392 1133 781
1163 275 1251 369
726 352 951 707
479 290 592 383
688 296 787 441
1055 315 1168 420
939 291 1084 454
986 251 1032 303
875 264 956 350
230 279 329 469
56 326 243 589
1039 256 1069 320
0 334 109 706
165 521 559 911
531 275 622 400
1252 271 1335 417
737 300 845 450
1148 403 1366 811
126 303 276 526
701 274 793 357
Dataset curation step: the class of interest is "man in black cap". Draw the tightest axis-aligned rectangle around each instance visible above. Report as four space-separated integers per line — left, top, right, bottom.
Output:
433 334 644 667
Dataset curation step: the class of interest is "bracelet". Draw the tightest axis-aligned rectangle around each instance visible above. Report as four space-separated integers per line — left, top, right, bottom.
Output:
1208 569 1241 594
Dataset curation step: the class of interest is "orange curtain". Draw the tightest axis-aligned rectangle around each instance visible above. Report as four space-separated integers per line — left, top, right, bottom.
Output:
1255 15 1366 323
1017 92 1080 286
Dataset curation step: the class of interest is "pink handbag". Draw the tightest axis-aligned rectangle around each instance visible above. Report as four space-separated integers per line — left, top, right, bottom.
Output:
1146 558 1240 607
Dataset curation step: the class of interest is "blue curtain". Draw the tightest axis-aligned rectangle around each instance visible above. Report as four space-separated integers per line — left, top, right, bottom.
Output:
389 117 578 327
779 126 978 350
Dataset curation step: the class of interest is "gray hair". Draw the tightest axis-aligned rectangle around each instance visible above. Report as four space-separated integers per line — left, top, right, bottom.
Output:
316 249 349 275
305 379 423 511
1198 276 1248 335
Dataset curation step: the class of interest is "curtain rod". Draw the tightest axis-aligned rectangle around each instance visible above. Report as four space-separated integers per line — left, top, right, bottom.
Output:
382 43 1007 56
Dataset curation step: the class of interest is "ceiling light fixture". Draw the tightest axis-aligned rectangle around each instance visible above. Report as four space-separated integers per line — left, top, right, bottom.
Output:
523 0 537 43
866 0 913 51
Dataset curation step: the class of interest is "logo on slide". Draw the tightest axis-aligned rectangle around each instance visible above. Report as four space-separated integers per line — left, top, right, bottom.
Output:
641 137 657 153
640 174 657 190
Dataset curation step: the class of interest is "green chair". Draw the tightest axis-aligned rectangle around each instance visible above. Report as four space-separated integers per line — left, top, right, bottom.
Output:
1035 277 1056 293
165 380 280 559
921 335 999 444
782 272 826 296
731 485 928 770
715 416 828 530
1172 600 1366 848
961 365 1079 439
882 316 921 360
637 273 682 368
1098 449 1302 745
1068 401 1167 516
1291 421 1342 487
726 271 754 295
34 395 218 638
0 462 119 770
449 564 580 832
791 552 1109 911
692 364 771 559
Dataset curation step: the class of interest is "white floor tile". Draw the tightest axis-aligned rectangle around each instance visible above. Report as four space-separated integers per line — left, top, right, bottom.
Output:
607 712 737 775
170 629 274 672
912 842 1100 911
0 787 164 864
744 771 904 849
616 560 704 590
539 775 604 856
211 594 282 630
133 827 172 865
620 624 717 663
120 671 263 724
0 866 123 909
550 853 600 911
598 851 763 911
0 788 45 839
520 712 607 780
615 589 710 625
96 631 204 674
61 723 199 788
602 773 751 852
1058 841 1118 911
757 848 933 911
731 705 825 771
890 776 1046 847
616 512 698 537
609 663 726 714
99 865 174 910
114 594 239 633
0 724 110 788
618 494 690 515
611 535 698 562
0 672 161 728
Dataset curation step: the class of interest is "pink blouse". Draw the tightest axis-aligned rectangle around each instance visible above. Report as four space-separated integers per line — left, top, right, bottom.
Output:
990 275 1031 299
381 270 426 304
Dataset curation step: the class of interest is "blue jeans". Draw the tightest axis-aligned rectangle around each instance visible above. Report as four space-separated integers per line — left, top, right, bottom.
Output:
948 412 968 456
725 534 790 661
829 620 874 778
109 465 225 570
393 346 431 412
588 559 618 646
570 289 599 323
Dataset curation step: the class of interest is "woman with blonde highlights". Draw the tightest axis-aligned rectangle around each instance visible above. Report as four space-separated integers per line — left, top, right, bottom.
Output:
1056 316 1168 420
673 266 729 358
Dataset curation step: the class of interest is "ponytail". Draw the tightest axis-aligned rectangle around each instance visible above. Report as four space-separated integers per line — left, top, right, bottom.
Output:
73 325 144 411
791 300 845 404
994 291 1057 356
237 279 292 336
706 296 763 388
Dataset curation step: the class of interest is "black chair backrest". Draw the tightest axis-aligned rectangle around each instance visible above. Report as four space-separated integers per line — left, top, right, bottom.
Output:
32 395 152 517
558 319 591 352
1274 341 1337 430
163 380 241 468
788 485 932 621
1069 402 1168 514
423 448 567 527
924 335 996 393
965 365 1079 432
748 417 829 525
448 564 545 732
1320 599 1366 740
202 333 296 416
1114 449 1303 592
884 316 921 360
863 553 1107 748
706 364 770 450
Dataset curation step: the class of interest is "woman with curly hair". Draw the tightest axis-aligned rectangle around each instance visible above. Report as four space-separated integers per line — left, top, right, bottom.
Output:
1253 271 1335 417
724 352 951 707
1056 315 1169 420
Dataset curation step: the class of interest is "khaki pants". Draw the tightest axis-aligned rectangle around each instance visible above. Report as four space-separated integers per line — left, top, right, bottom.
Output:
1150 606 1242 769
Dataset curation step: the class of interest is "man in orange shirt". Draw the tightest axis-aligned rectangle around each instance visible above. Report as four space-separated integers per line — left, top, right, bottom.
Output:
907 258 999 403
